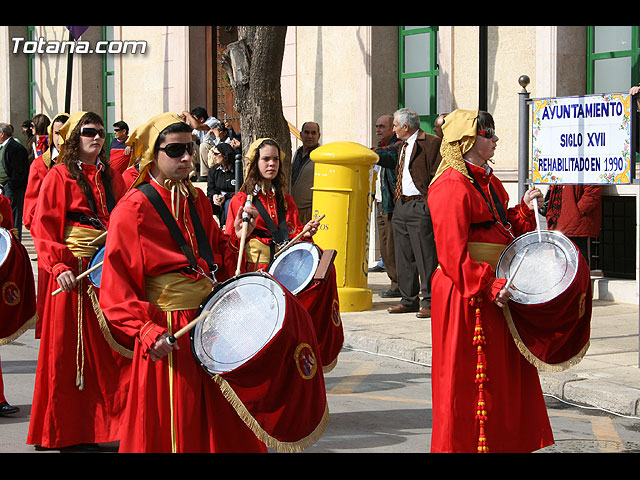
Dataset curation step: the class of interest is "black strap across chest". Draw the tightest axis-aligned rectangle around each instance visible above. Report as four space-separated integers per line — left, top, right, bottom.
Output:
252 194 289 245
136 182 215 272
467 168 508 227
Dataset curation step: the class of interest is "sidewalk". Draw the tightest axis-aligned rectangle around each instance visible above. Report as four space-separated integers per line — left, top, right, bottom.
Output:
343 271 640 418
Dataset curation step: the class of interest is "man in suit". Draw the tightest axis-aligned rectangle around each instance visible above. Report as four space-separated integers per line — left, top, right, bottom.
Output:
0 123 29 240
377 108 442 318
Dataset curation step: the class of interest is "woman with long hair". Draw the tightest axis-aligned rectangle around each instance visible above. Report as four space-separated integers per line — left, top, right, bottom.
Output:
27 111 131 451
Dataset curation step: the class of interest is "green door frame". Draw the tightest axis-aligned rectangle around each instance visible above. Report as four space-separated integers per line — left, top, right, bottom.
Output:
398 26 439 134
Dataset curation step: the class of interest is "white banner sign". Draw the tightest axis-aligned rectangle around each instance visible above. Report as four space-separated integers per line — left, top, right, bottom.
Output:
531 93 633 185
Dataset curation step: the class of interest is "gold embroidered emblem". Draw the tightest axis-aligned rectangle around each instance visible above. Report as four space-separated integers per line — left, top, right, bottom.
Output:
2 281 20 306
294 343 317 380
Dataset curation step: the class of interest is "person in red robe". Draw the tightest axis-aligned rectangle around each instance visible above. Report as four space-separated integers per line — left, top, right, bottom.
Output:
427 109 554 453
23 113 69 339
27 112 131 450
0 193 37 416
225 138 343 373
98 113 268 453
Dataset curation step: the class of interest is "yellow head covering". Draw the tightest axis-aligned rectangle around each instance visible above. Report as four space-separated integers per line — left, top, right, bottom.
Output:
42 112 70 169
125 112 198 212
431 109 479 185
57 111 89 159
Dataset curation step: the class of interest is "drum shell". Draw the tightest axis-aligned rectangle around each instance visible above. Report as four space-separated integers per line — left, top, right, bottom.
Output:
501 235 592 371
0 227 37 343
88 246 105 288
190 272 327 450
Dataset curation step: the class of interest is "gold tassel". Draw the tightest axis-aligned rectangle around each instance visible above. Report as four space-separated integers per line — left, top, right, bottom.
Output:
470 296 488 453
212 374 329 453
86 285 134 358
502 305 589 372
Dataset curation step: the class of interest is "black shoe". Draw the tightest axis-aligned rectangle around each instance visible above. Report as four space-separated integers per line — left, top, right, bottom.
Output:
368 265 385 273
0 401 19 416
379 289 402 298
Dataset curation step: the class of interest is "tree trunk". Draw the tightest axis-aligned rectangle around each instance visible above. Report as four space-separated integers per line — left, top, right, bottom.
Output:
222 25 292 187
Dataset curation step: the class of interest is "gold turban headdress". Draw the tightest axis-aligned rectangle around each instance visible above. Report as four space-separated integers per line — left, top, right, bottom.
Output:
431 109 479 185
125 112 197 215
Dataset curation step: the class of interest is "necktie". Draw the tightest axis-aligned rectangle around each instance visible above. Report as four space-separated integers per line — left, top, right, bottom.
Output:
394 142 408 202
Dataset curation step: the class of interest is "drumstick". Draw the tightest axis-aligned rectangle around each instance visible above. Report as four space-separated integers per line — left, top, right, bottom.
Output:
504 248 528 291
532 196 542 242
235 194 253 276
51 261 104 296
89 231 107 246
165 310 211 346
273 214 326 259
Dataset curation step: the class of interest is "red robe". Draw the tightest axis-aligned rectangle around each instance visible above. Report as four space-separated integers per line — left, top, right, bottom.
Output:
99 177 267 453
225 190 343 372
27 162 131 449
427 162 554 453
23 153 56 339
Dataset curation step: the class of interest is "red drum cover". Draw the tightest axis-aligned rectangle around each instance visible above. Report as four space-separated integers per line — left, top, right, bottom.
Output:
0 228 37 345
198 273 328 452
504 252 592 371
296 262 344 373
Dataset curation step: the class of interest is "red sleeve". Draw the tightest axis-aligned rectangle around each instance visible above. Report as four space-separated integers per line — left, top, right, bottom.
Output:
30 167 78 277
576 185 603 216
23 156 48 231
428 175 497 298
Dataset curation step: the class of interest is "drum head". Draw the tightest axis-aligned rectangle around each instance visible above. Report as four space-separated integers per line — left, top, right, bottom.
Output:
268 242 320 295
496 230 579 305
191 273 287 374
88 246 105 288
0 228 11 267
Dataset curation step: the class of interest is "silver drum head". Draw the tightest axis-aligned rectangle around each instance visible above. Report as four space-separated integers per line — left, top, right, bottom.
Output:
496 230 579 305
268 242 320 295
0 228 12 268
191 274 287 374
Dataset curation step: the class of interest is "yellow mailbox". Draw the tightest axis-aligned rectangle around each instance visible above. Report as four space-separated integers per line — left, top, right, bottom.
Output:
310 141 379 312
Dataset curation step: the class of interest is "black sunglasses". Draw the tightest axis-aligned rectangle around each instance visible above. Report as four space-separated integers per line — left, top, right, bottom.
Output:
157 142 194 158
80 126 106 138
477 128 496 139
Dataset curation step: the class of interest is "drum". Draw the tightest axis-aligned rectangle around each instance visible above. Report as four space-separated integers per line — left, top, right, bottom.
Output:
268 241 321 295
190 272 328 452
0 227 11 269
496 230 579 305
496 230 591 371
0 227 37 345
87 246 105 288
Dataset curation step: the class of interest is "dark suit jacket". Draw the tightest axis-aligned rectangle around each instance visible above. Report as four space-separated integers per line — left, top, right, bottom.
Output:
1 137 29 191
376 129 442 205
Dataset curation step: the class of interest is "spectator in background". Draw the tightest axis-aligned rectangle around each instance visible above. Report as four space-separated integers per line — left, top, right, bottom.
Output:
109 121 131 174
372 114 402 298
0 123 29 240
377 108 441 319
545 184 603 267
207 142 236 226
181 107 221 181
290 121 321 225
22 120 35 164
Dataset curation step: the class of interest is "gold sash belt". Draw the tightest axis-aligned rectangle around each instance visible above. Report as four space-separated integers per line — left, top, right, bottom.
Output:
64 226 104 258
467 242 506 270
145 273 213 312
